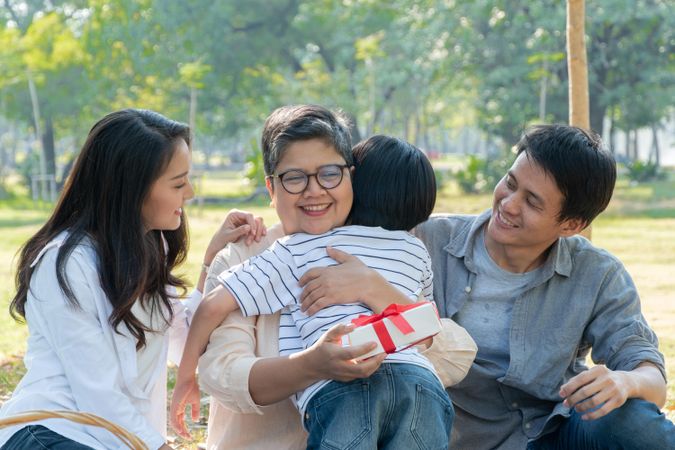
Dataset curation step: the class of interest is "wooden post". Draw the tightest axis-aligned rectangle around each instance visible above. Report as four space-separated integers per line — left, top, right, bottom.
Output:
567 0 590 130
566 0 592 239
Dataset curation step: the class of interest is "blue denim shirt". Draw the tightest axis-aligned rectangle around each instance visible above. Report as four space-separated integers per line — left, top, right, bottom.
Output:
415 211 666 449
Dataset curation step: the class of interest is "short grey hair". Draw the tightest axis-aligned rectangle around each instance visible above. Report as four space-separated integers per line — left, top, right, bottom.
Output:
261 104 353 175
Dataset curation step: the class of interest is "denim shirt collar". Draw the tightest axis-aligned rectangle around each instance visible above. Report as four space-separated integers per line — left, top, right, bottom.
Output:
444 209 572 279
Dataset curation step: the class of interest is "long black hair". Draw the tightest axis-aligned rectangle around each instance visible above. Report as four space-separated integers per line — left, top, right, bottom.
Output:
11 109 191 348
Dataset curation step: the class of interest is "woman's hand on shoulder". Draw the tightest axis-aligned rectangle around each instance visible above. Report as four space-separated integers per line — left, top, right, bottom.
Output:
204 209 266 264
295 323 386 382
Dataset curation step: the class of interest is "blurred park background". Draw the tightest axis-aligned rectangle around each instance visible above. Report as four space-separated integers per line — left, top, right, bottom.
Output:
1 0 674 446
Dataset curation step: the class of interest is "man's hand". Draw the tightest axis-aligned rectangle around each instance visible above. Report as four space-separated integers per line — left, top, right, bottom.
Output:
559 365 631 420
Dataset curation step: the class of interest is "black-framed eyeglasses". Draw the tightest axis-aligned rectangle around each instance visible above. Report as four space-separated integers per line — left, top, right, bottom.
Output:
267 164 351 194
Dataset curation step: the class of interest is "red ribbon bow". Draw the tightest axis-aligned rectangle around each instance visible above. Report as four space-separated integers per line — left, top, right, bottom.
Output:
351 302 425 354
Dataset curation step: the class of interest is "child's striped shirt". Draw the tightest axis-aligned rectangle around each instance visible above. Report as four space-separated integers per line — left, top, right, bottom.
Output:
217 225 438 413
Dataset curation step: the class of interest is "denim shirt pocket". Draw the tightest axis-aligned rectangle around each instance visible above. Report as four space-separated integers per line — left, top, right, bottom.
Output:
508 287 589 396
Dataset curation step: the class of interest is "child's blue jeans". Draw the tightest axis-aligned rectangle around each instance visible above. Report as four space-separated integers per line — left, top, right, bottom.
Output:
304 363 453 450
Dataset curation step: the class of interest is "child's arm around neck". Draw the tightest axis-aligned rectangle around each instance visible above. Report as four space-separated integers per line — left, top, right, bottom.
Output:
179 285 240 378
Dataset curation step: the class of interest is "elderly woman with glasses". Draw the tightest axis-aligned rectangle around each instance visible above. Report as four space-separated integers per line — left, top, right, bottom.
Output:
186 105 477 449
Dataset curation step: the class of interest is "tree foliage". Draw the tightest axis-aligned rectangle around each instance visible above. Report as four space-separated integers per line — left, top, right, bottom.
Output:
1 0 672 172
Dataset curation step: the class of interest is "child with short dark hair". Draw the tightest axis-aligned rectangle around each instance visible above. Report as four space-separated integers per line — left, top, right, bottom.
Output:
172 135 454 448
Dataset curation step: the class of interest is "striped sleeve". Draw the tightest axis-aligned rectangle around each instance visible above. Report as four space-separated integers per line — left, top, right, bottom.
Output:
217 241 301 317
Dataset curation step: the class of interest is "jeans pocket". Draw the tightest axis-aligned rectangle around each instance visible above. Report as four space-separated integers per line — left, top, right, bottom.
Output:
306 380 371 450
410 382 454 450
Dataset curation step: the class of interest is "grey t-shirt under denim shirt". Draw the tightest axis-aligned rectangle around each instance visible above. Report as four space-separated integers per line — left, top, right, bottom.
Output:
454 226 542 378
415 210 666 450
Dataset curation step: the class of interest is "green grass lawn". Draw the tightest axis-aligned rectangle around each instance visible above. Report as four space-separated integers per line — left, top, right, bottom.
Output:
192 169 258 199
1 170 674 437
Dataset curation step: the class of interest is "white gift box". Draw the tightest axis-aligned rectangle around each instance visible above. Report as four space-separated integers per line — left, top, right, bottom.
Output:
342 302 442 360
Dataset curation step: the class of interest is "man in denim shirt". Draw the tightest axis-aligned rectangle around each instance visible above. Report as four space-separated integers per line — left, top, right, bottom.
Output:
416 124 674 449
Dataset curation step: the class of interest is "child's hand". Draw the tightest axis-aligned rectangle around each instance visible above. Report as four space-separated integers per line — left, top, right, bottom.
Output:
169 375 201 440
204 210 266 261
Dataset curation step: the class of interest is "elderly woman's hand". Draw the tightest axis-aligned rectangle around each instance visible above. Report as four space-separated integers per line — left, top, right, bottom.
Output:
299 247 412 315
248 322 387 406
295 323 386 382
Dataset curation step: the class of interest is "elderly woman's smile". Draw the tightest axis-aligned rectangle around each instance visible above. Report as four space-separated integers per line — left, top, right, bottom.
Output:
267 138 353 235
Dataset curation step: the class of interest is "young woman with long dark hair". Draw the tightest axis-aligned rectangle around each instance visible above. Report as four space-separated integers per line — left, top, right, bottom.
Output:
0 109 264 450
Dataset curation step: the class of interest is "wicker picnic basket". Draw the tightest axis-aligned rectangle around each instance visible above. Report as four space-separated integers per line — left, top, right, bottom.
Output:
0 410 149 450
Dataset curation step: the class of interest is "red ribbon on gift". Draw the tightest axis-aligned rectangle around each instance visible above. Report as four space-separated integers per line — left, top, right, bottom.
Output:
351 302 424 354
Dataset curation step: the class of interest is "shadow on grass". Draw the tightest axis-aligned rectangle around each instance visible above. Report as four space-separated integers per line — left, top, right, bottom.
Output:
629 209 675 219
603 204 675 219
621 207 675 219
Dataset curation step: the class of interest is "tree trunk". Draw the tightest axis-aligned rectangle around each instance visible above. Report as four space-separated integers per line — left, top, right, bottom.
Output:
539 58 549 122
403 113 411 142
423 123 432 153
203 147 212 170
1 114 17 170
27 72 42 168
345 111 362 145
632 130 639 161
414 111 420 146
366 59 375 138
567 0 590 130
624 129 631 161
567 0 592 238
589 95 606 137
607 108 616 155
42 116 56 177
650 124 660 167
189 87 197 142
371 85 396 134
